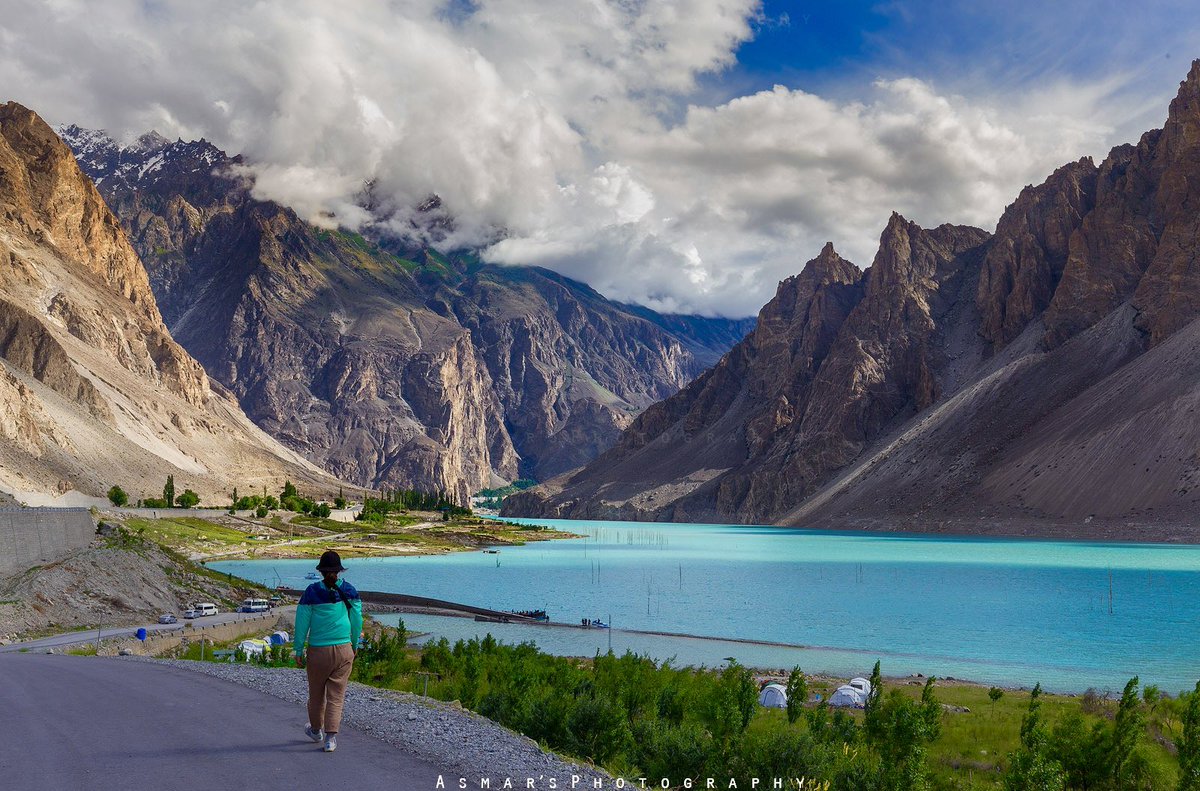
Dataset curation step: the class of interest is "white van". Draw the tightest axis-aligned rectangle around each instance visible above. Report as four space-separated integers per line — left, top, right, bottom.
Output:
195 602 218 617
240 598 269 613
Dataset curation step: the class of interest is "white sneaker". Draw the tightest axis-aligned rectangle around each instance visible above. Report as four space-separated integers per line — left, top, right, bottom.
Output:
324 734 337 752
305 724 323 742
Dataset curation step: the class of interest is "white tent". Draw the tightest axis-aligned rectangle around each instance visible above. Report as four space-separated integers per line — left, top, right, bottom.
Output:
758 683 788 709
848 677 872 697
828 684 867 708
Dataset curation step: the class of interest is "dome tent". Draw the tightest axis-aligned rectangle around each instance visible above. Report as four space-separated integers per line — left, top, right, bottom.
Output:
848 677 872 697
828 684 867 708
757 683 788 709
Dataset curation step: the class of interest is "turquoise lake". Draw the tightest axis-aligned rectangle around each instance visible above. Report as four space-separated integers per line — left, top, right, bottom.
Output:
210 519 1200 693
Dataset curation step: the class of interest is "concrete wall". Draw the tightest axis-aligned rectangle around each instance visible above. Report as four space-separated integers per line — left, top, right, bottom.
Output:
100 611 288 657
0 508 95 578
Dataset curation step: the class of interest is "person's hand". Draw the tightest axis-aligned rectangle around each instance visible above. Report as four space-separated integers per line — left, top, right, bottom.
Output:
295 653 306 668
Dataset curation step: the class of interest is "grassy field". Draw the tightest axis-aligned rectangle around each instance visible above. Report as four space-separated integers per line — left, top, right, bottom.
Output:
124 516 260 555
112 510 574 562
784 675 1180 789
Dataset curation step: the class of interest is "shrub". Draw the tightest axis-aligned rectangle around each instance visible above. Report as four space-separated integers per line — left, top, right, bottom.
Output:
106 485 128 507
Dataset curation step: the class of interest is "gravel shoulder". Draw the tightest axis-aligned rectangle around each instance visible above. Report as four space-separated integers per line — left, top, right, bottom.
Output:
147 658 611 784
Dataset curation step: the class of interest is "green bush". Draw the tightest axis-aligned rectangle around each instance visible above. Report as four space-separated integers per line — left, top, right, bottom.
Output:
106 485 128 507
357 489 469 520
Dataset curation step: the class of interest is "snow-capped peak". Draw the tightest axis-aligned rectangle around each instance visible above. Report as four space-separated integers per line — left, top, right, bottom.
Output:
56 123 232 192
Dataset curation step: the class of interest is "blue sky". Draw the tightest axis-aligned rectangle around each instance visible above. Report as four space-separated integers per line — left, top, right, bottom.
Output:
718 0 1197 125
3 0 1199 316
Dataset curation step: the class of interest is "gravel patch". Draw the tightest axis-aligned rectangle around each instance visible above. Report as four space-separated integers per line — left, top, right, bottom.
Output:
145 658 611 785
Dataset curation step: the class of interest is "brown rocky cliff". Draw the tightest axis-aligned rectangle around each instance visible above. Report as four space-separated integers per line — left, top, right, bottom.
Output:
0 103 343 502
977 158 1098 347
444 267 699 479
154 200 520 503
505 242 868 522
0 102 158 315
0 102 209 407
1041 136 1161 347
1132 59 1200 343
712 217 988 521
1043 61 1200 348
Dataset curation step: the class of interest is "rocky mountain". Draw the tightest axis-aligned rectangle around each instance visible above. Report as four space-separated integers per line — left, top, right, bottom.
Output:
507 61 1200 538
0 102 340 505
59 126 753 502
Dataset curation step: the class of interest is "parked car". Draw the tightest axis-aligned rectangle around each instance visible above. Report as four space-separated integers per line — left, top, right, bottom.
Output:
183 607 199 619
158 613 178 624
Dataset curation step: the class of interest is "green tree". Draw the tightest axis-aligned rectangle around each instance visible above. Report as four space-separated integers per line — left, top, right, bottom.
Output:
176 489 200 508
1113 676 1145 786
163 475 175 508
106 485 128 507
255 505 268 518
919 677 941 743
989 686 1004 715
1144 683 1162 710
282 480 298 500
1004 684 1065 791
706 660 757 743
334 487 346 509
1051 710 1109 790
1180 680 1200 791
872 685 940 791
231 487 238 507
785 665 808 724
864 660 884 740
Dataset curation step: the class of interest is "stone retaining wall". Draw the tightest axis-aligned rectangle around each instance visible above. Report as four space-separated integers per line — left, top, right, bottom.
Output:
0 508 95 577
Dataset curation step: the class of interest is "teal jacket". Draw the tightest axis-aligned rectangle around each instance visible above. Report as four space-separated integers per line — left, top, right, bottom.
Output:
294 579 363 655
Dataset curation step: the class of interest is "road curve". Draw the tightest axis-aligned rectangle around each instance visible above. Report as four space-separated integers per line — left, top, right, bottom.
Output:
1 654 443 790
0 608 294 654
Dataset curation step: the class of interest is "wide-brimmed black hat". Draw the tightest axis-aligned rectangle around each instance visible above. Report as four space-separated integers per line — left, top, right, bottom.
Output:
316 550 346 572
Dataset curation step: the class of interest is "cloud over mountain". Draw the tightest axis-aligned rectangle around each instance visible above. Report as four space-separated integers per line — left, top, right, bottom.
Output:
0 0 1182 315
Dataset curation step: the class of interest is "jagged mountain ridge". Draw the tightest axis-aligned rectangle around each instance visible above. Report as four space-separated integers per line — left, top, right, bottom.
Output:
506 61 1200 538
59 125 754 501
0 102 341 504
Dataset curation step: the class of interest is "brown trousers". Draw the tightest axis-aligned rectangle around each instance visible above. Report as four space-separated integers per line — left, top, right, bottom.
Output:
306 643 355 734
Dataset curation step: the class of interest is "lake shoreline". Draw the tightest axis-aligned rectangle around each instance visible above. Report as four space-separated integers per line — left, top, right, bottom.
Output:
796 514 1200 545
364 607 1120 697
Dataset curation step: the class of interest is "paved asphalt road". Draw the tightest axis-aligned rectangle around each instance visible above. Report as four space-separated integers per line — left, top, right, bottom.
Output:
0 608 295 654
1 654 444 790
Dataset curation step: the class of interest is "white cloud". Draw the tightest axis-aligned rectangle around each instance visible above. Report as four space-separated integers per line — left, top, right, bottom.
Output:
0 0 1177 316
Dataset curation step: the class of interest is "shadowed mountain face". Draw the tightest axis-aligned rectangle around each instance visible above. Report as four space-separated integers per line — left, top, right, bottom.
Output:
60 126 753 502
0 103 340 503
506 61 1200 538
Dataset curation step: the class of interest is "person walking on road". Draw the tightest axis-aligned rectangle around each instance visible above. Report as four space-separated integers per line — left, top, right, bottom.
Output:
294 550 363 753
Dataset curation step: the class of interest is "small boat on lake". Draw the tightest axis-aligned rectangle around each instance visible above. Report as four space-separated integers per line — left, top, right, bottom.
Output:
509 609 548 621
304 571 320 580
581 618 609 629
